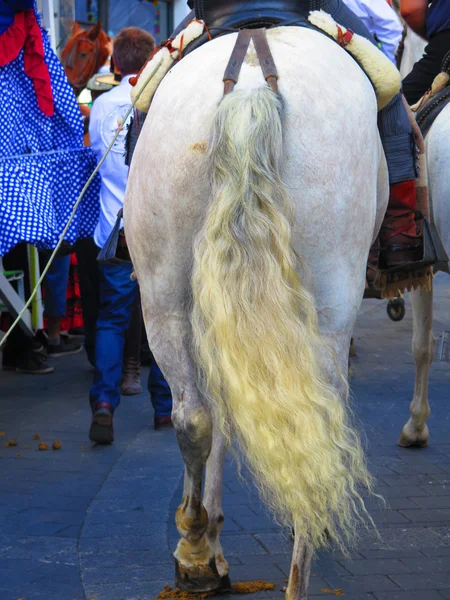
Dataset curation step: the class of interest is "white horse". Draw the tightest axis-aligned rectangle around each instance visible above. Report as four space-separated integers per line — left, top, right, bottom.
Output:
378 7 450 448
124 26 426 598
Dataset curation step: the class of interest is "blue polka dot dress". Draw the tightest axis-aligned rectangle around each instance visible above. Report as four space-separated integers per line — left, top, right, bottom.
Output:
0 16 100 255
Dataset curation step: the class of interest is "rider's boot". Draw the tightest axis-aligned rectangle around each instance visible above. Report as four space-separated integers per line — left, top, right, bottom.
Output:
379 180 422 269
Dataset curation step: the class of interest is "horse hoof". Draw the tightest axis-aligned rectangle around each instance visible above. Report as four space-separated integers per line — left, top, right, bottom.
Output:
175 557 231 593
397 423 429 448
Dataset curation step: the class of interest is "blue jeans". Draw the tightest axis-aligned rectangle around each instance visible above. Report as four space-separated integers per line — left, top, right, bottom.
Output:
148 358 172 418
89 261 172 416
44 254 70 317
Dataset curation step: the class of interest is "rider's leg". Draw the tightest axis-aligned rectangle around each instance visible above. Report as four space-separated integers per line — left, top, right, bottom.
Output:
377 95 420 267
403 29 450 105
326 0 420 267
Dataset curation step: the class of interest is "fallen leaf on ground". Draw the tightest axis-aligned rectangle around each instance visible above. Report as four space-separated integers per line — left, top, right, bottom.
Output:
157 581 277 599
232 582 276 593
33 434 40 440
320 589 345 596
38 442 49 451
7 439 17 447
23 445 29 449
156 586 209 599
52 440 62 450
0 432 6 436
17 453 22 457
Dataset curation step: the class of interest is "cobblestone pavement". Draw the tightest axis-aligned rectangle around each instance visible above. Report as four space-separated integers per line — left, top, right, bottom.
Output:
1 274 450 600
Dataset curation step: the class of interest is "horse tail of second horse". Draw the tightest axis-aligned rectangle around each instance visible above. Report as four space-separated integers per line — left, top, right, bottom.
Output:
191 86 373 550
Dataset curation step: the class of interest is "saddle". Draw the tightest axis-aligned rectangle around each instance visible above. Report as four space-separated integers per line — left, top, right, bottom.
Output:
414 49 450 138
190 0 321 27
181 0 324 56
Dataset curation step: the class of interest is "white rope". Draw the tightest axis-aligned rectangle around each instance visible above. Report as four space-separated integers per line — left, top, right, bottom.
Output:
0 59 163 350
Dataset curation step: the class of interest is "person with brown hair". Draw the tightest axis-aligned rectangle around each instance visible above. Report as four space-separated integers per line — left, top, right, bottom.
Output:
88 27 172 444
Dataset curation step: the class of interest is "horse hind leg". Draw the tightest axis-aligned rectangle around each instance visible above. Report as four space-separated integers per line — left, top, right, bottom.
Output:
203 417 231 586
143 317 225 592
398 286 434 447
286 533 313 600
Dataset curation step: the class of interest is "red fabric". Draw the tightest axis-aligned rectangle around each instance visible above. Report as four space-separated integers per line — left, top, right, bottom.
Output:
388 180 416 211
0 10 54 116
337 26 354 47
43 254 84 332
382 180 417 240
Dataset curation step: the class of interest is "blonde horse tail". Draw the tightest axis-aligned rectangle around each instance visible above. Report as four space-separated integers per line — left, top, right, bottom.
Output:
191 86 373 550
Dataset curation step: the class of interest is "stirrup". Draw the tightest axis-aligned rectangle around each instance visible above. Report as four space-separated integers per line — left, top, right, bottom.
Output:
379 217 448 274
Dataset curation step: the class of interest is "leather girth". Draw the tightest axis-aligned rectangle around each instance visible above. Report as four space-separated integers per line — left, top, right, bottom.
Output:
223 28 278 95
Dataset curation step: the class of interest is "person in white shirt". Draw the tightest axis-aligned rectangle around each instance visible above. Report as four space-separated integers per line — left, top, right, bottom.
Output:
88 27 173 444
343 0 404 63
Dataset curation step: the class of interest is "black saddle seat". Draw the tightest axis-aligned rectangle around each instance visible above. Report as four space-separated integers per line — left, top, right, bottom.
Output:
190 0 325 31
180 0 326 56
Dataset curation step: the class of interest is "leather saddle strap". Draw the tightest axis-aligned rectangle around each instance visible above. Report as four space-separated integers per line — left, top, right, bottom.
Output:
223 29 252 94
251 28 279 94
223 28 279 95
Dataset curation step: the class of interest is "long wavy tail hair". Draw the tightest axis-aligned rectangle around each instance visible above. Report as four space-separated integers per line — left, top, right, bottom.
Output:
191 85 374 551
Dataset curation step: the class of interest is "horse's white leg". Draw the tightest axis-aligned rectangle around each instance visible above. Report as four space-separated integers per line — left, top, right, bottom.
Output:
203 419 229 581
140 315 223 591
397 104 450 448
398 287 434 447
286 536 313 600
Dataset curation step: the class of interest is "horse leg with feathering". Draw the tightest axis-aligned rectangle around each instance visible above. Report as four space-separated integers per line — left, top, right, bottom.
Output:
124 25 387 599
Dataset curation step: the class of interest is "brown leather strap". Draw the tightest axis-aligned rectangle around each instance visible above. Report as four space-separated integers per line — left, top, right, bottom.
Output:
251 28 279 93
223 28 279 95
223 29 252 94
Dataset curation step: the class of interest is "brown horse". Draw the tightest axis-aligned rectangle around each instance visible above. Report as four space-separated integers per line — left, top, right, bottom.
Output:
61 21 111 98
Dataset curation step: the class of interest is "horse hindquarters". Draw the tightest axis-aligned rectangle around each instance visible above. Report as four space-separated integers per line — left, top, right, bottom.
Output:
191 83 373 552
124 28 383 597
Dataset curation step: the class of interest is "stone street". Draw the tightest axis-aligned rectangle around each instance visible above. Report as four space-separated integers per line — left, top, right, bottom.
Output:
1 274 450 600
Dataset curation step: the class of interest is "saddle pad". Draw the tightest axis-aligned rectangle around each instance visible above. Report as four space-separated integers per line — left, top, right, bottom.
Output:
308 10 400 110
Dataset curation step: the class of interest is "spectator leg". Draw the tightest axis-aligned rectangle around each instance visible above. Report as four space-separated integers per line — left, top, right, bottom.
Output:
89 261 138 411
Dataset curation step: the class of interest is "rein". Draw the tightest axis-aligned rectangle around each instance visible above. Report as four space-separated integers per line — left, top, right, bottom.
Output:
396 25 407 71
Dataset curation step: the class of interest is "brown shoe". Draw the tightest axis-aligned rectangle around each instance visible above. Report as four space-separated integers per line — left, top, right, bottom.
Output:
380 215 422 268
89 402 114 444
120 365 142 396
154 416 174 431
